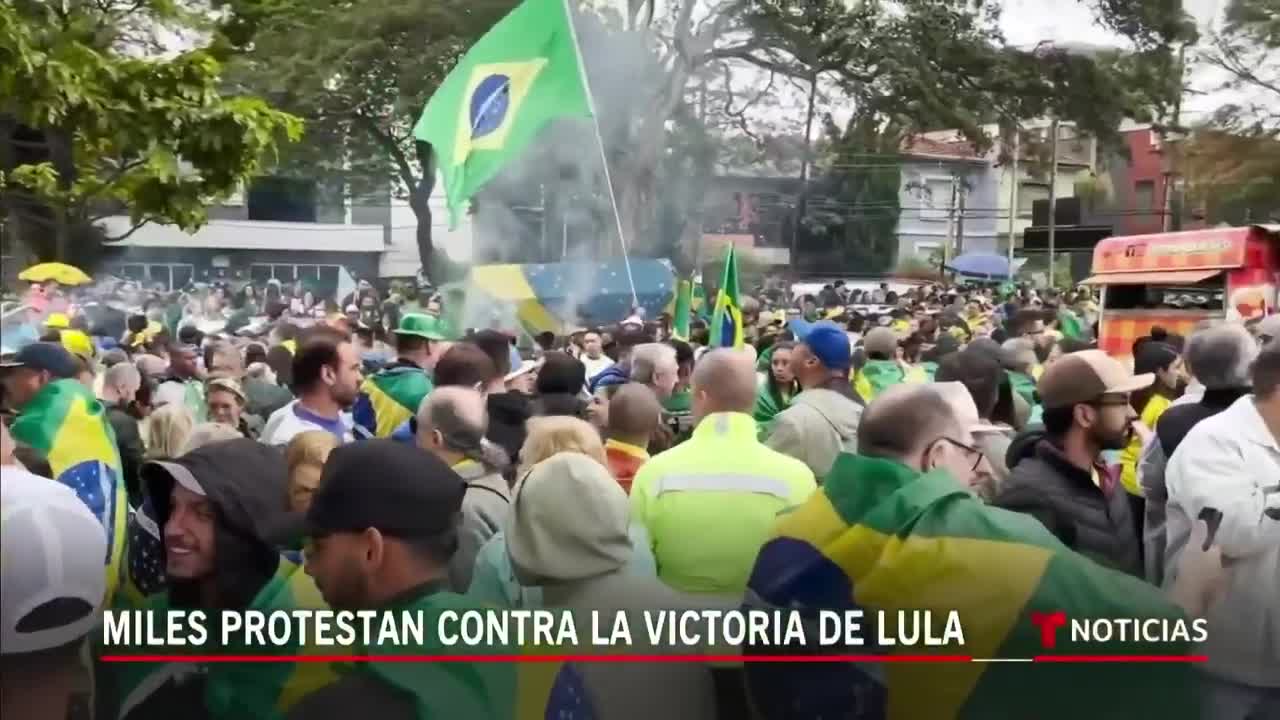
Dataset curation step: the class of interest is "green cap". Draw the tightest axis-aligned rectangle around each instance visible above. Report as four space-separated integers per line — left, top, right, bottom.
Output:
395 313 453 341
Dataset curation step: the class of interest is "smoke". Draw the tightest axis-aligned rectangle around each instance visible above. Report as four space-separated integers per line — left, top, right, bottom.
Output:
466 5 673 328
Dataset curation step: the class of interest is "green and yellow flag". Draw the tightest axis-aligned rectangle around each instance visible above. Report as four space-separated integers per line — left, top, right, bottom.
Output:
414 0 592 226
671 277 693 341
745 454 1199 720
10 379 128 603
709 246 744 348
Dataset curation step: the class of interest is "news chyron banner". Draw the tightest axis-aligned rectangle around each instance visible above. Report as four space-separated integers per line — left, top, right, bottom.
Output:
98 603 1207 720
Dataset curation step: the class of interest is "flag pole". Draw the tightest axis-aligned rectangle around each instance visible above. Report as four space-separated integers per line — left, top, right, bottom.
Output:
560 0 638 308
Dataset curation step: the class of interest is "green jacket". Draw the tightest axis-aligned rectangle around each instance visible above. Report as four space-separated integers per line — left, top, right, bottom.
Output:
1007 370 1039 409
350 583 516 720
752 382 793 439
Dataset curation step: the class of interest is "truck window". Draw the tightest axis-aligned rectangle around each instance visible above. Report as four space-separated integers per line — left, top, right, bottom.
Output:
1104 283 1224 311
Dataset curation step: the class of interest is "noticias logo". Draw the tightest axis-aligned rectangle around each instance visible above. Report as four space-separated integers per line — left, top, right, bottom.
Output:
1030 611 1209 649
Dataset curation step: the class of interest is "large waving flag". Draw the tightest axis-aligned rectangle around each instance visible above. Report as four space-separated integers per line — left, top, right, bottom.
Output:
709 246 744 348
10 379 127 602
414 0 592 226
744 454 1199 720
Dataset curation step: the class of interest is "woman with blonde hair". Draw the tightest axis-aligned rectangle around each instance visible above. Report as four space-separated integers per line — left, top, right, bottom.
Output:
516 415 607 478
145 403 194 460
469 414 655 609
284 430 339 514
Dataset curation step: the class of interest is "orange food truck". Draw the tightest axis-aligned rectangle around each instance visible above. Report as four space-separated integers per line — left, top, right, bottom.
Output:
1084 225 1280 360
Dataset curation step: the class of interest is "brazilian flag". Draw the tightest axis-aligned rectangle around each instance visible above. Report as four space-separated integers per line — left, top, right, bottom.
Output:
414 0 592 226
745 454 1199 720
710 245 744 349
352 366 434 438
10 379 128 603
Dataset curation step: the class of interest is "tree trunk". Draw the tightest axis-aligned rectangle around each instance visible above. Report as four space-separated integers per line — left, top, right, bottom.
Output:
410 140 438 280
46 127 76 262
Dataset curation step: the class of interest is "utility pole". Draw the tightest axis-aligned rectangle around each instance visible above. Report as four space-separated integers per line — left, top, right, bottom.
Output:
1007 128 1020 266
943 172 959 271
955 173 966 256
1162 44 1187 232
1046 117 1060 287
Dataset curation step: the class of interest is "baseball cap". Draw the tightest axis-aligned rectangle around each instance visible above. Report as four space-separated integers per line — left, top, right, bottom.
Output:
863 327 900 359
1037 349 1153 410
299 440 465 538
796 320 852 371
0 342 80 379
1 467 107 655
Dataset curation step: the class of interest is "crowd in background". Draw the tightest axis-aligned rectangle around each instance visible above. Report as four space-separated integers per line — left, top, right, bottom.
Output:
2 271 1279 720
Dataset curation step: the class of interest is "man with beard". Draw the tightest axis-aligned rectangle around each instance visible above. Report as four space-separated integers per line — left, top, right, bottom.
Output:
98 440 335 720
288 440 514 720
996 350 1150 575
263 328 362 445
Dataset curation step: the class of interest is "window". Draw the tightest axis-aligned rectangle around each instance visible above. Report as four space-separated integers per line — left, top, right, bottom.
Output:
1104 283 1224 312
111 263 194 291
1018 183 1049 217
1134 180 1156 211
249 263 341 294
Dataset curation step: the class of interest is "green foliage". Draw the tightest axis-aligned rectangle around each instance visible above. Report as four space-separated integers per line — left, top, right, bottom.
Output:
0 1 301 262
224 0 517 280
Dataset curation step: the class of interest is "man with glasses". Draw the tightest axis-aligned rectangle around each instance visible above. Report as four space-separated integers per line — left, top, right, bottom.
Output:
996 350 1151 576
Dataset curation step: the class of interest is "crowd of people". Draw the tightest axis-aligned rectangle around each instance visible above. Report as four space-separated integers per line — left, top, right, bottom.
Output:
2 273 1279 720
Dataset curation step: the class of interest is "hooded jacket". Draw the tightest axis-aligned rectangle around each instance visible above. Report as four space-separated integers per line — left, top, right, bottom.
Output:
450 459 512 593
766 380 863 481
508 452 720 720
996 431 1141 576
103 440 336 720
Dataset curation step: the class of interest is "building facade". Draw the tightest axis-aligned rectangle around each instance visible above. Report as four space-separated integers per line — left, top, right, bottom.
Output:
96 175 473 293
895 137 999 263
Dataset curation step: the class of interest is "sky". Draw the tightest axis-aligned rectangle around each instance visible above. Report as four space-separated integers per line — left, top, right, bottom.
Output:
999 0 1234 119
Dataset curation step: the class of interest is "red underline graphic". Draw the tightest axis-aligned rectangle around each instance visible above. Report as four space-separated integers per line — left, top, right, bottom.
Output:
99 653 1207 664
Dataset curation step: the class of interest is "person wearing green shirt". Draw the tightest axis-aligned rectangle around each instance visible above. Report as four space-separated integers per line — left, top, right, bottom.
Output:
752 341 798 437
285 440 515 720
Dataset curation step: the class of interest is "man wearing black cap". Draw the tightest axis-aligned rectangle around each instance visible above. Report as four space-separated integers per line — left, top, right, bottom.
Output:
1 342 81 413
288 440 515 720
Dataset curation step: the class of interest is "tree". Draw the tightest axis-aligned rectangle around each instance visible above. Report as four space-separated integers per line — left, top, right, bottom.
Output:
0 1 301 263
224 0 517 281
1199 0 1279 137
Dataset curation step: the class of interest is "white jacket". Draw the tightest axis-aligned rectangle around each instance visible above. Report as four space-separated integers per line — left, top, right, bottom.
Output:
1165 395 1280 687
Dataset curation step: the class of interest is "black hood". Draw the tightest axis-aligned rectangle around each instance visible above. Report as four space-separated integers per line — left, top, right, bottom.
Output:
486 391 533 466
143 439 289 609
1005 428 1048 470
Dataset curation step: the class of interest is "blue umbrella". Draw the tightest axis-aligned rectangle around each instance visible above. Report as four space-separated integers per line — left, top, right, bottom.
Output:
946 252 1015 279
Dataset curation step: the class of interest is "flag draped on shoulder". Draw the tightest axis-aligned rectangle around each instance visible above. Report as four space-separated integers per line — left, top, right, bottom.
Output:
744 453 1199 720
352 365 434 438
414 0 592 227
10 378 127 601
709 246 744 348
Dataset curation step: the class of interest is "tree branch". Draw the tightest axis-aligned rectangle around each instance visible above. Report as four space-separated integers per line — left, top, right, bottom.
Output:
355 113 417 194
103 218 151 243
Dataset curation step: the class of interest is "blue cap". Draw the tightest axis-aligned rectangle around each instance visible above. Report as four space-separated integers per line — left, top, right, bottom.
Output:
0 342 80 378
797 321 851 371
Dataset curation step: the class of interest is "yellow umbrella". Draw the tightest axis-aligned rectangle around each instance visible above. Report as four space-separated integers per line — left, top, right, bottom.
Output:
18 262 92 286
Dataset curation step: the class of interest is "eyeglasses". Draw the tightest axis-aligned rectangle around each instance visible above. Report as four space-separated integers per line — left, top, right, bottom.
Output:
932 436 986 473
